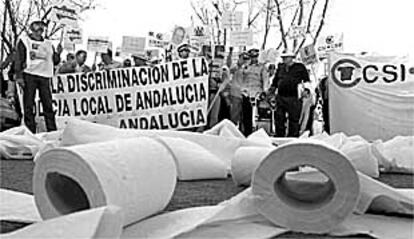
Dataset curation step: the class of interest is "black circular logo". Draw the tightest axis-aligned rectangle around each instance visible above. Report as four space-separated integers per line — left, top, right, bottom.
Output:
331 59 362 88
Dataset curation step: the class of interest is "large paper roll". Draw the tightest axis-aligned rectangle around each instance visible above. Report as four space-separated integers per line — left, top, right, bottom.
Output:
251 140 360 233
231 146 274 186
2 206 123 239
33 137 177 226
157 137 228 180
60 119 268 168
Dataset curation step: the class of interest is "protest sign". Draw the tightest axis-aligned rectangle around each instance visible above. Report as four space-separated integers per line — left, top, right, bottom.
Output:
63 40 75 51
64 26 82 44
288 25 306 39
229 30 253 47
329 52 414 140
259 48 279 63
50 0 79 27
222 11 243 30
121 36 146 55
299 44 317 65
87 36 110 53
147 38 169 48
317 33 344 58
35 58 209 131
171 26 187 46
188 26 211 50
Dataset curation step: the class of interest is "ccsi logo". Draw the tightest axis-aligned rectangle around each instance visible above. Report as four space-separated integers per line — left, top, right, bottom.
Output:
331 58 411 88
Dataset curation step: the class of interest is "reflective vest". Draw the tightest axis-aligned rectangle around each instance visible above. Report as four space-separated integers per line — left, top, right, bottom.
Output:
20 34 54 78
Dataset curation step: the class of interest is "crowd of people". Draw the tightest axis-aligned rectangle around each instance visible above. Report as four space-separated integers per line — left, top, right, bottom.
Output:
0 20 329 136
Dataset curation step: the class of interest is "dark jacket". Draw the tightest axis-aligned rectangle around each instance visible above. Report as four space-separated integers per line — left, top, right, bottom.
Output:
271 62 310 98
15 34 61 79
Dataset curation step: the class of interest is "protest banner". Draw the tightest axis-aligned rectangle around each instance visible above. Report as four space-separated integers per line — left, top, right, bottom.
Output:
121 36 146 55
317 33 344 58
299 44 317 65
87 36 110 53
222 11 243 30
64 26 82 44
328 52 414 141
34 57 209 131
50 0 80 27
229 30 253 47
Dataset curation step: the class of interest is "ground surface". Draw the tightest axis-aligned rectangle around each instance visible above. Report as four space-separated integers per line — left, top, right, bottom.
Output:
1 159 413 238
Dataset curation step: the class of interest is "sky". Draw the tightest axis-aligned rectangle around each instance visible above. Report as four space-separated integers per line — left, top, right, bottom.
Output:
80 0 414 56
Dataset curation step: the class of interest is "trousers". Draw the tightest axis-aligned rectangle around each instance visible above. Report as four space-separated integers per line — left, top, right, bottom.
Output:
275 95 302 137
23 73 56 133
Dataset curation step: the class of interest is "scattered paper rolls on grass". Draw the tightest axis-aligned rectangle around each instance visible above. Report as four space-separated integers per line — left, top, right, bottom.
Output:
251 140 361 233
33 137 177 226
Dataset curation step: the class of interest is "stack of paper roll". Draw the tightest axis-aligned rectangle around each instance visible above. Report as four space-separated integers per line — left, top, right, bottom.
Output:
52 119 274 181
33 137 177 226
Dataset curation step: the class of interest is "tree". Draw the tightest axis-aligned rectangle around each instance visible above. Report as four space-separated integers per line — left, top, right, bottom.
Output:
190 0 331 52
273 0 330 53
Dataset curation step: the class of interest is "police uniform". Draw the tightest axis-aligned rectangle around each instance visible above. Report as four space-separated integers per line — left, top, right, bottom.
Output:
177 43 191 59
240 49 268 136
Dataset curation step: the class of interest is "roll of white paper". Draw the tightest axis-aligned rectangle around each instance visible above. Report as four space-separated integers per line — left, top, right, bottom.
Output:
157 137 228 180
251 140 360 233
33 137 177 226
231 146 274 186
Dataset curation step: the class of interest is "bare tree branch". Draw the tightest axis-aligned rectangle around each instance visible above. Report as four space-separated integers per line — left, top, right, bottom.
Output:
313 0 329 44
191 1 208 25
295 0 317 53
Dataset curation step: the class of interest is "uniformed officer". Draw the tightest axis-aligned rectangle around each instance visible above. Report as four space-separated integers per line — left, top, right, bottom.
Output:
177 43 191 59
241 48 269 136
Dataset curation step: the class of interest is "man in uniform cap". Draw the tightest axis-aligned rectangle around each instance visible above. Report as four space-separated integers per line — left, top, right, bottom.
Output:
14 20 63 133
241 48 269 136
177 43 191 59
268 50 310 137
100 49 122 70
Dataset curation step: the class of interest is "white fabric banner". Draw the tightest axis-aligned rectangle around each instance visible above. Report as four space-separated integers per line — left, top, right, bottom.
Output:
329 52 414 141
35 58 209 130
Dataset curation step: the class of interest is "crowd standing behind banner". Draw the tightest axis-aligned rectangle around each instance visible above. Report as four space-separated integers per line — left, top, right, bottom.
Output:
2 20 324 137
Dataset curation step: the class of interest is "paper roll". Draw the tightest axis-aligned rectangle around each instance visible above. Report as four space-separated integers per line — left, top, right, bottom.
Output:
2 206 123 239
231 146 274 186
0 189 41 223
251 140 360 233
157 137 228 180
60 119 269 173
33 137 177 226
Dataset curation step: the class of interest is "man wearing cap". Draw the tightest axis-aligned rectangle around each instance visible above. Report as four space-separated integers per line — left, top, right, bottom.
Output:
100 49 122 70
268 51 310 137
14 20 63 133
241 48 269 136
226 52 249 127
177 44 191 59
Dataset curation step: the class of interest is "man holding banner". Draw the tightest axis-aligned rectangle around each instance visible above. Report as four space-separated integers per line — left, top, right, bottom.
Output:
14 20 62 133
